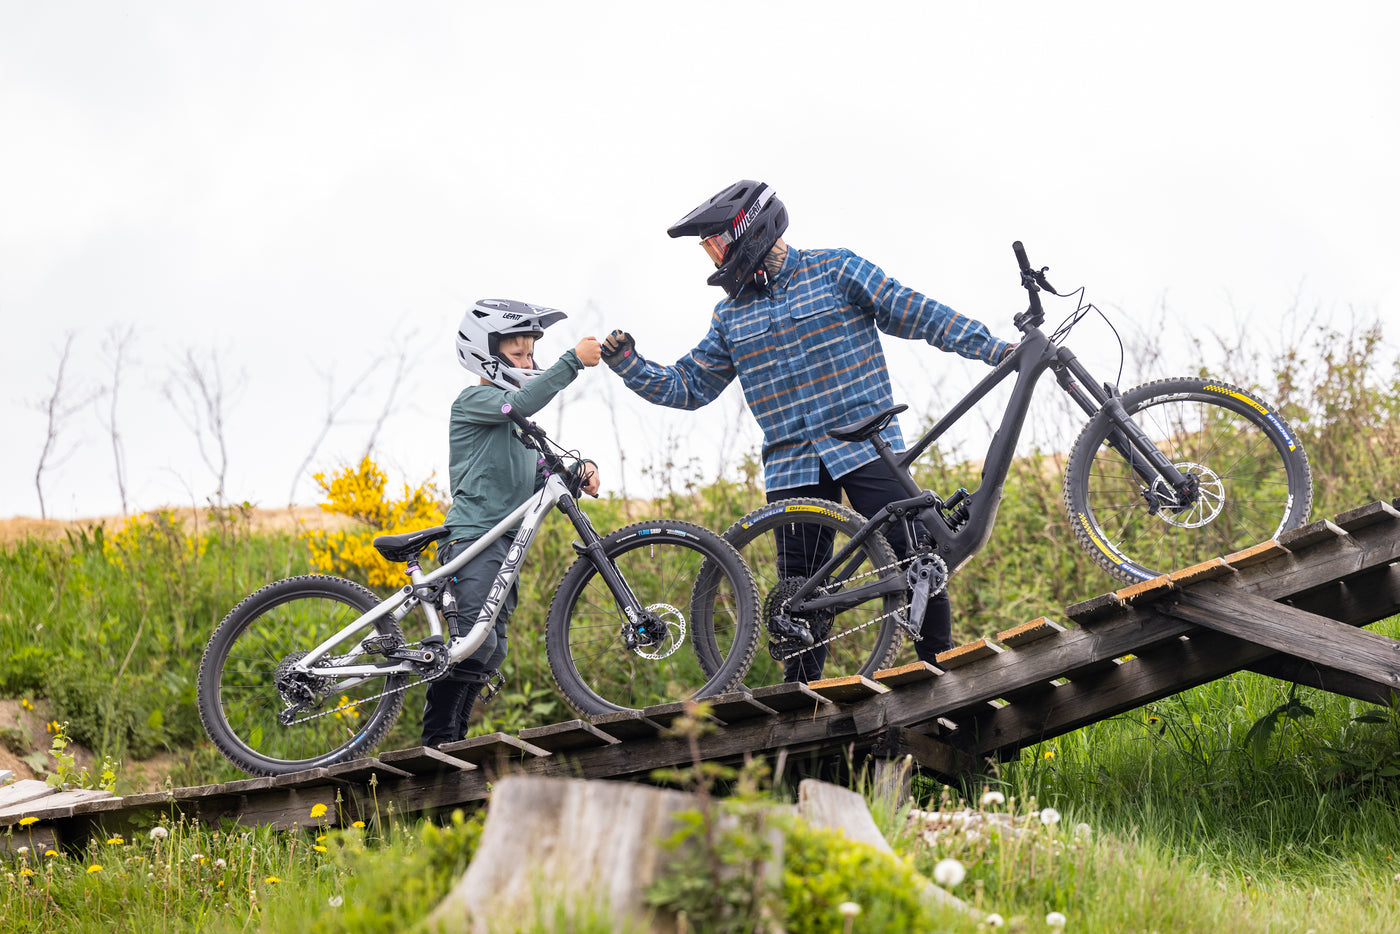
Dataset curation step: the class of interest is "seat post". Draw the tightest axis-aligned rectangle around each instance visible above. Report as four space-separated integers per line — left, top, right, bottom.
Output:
870 434 923 497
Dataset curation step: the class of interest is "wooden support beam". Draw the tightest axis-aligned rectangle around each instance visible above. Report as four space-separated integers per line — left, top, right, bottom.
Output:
1245 655 1400 707
1166 583 1400 691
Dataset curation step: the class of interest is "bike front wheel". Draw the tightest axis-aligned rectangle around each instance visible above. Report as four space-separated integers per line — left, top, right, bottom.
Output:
1064 377 1313 583
701 498 906 687
196 575 409 776
545 520 760 717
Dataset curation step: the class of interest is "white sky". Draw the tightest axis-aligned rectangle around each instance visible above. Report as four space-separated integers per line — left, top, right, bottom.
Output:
3 1 1397 520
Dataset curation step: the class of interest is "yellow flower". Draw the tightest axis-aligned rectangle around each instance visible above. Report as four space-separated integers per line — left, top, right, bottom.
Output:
19 816 39 827
1043 749 1055 760
19 868 35 877
106 836 125 845
20 698 34 711
264 875 281 884
313 845 327 853
310 803 329 819
44 850 58 858
352 821 365 829
88 864 104 873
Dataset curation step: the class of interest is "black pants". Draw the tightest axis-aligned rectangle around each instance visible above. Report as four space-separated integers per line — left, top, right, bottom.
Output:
770 459 953 682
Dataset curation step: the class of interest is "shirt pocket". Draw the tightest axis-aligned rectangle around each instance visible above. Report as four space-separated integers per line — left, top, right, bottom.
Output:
727 309 772 343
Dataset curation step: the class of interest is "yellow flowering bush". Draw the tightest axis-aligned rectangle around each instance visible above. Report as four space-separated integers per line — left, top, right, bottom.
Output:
303 456 447 588
101 509 208 571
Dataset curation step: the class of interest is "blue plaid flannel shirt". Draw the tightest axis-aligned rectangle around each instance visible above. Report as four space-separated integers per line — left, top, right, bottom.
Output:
611 246 1011 491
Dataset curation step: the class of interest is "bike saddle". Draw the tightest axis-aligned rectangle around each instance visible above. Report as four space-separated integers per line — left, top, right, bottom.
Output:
373 526 450 562
829 404 908 443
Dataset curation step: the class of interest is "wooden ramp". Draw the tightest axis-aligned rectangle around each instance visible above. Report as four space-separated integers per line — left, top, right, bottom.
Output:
5 498 1399 851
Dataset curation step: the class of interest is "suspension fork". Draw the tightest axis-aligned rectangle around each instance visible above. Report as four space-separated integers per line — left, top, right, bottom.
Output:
1052 349 1193 502
554 492 650 621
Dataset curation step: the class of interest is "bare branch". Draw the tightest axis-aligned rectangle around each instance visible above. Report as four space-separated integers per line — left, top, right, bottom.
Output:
164 346 244 505
32 332 99 520
99 325 138 514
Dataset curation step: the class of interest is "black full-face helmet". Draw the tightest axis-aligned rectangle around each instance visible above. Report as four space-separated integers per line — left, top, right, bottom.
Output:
667 180 789 298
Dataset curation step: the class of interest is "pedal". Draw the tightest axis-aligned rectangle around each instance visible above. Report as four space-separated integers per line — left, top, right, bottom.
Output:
479 670 506 705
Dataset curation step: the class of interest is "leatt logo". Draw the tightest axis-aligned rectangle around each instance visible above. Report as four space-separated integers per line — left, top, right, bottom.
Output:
502 312 523 320
732 187 775 237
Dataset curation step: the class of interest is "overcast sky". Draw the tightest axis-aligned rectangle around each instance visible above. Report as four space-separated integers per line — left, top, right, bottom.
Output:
3 1 1396 521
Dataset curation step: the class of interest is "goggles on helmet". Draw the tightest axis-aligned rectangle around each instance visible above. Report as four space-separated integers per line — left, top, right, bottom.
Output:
701 230 734 267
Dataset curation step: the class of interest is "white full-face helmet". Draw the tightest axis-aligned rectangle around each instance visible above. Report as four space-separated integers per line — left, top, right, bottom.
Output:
456 299 568 389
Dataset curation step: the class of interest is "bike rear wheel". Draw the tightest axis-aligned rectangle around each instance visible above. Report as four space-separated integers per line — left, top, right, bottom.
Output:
196 575 409 776
702 498 906 686
1064 377 1313 583
545 520 760 717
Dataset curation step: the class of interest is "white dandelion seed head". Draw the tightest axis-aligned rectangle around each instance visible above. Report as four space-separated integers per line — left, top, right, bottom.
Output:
214 858 227 869
329 895 344 908
1047 910 1068 928
149 826 169 841
1074 822 1092 839
933 858 966 888
1040 807 1062 826
984 913 1005 927
838 901 861 918
980 790 1006 808
16 846 29 857
190 853 203 862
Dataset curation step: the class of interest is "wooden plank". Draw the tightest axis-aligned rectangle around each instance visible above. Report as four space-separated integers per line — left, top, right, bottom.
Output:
379 746 479 775
702 692 779 724
0 788 115 821
439 733 552 768
325 757 415 782
269 767 336 790
1278 518 1346 551
0 780 58 816
807 675 888 704
519 719 620 753
873 660 943 687
1334 500 1400 532
1063 592 1125 625
935 639 1001 669
750 681 832 712
1222 539 1288 569
1114 575 1174 605
1168 558 1233 586
1166 584 1400 690
995 617 1065 648
639 701 722 730
591 710 666 742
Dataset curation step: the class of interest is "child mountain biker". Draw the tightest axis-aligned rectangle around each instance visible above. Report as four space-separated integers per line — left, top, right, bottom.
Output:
600 180 1014 683
421 300 602 748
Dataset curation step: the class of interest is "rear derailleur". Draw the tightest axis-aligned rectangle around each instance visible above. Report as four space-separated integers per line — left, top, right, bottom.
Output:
763 577 833 661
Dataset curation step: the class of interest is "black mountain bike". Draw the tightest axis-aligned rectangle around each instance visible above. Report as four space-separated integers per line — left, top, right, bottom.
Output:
693 241 1313 685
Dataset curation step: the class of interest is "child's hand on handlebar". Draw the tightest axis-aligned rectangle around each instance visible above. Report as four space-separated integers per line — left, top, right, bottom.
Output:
575 336 602 367
577 459 601 497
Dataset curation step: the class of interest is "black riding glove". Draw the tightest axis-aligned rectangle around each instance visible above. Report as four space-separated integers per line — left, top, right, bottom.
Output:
602 329 636 369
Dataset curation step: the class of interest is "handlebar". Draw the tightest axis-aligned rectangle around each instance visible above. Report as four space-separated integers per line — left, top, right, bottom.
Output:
1012 240 1057 330
501 403 594 495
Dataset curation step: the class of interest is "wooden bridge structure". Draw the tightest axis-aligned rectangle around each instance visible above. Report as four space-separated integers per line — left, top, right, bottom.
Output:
5 498 1399 853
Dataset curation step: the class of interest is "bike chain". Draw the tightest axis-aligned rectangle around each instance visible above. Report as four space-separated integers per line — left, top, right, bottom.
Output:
773 553 919 663
281 649 429 726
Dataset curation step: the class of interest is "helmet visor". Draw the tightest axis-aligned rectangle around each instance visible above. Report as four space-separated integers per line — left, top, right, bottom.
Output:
701 230 734 267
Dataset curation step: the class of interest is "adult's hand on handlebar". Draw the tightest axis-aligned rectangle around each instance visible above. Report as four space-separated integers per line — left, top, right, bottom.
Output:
602 329 635 368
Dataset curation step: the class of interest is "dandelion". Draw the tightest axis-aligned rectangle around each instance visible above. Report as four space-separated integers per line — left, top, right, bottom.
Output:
20 698 34 710
1042 748 1055 760
19 816 39 827
985 913 1005 927
16 846 29 856
88 864 104 873
214 858 227 869
1074 823 1092 840
310 803 329 819
1047 910 1067 928
838 902 861 917
314 845 327 853
265 876 281 884
149 826 168 841
352 820 366 829
1040 807 1062 826
106 835 125 845
980 790 1006 808
933 858 966 888
329 895 344 908
44 850 58 858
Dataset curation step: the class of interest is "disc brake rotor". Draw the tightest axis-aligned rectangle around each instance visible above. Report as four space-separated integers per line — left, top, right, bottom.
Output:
1160 462 1225 528
630 603 686 660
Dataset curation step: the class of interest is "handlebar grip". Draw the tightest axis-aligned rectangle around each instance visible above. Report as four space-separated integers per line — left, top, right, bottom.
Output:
1012 240 1032 274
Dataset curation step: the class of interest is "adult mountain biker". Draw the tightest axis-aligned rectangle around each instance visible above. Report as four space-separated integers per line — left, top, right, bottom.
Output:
423 301 602 747
601 179 1014 682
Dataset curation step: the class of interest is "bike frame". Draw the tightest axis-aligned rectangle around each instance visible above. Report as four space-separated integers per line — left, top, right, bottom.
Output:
784 321 1192 618
290 471 638 689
